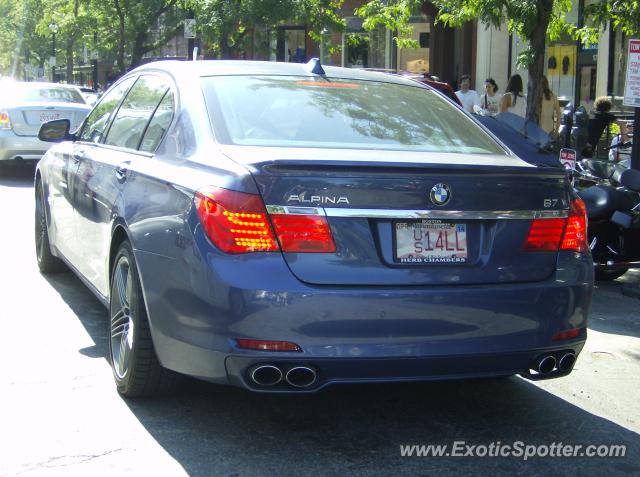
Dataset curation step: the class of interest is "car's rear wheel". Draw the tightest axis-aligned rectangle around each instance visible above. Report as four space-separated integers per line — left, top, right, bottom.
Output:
109 241 181 397
35 181 67 273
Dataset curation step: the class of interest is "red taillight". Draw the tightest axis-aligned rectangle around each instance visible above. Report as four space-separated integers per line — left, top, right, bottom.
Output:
0 111 10 129
236 339 302 352
270 214 336 253
194 187 278 253
552 328 583 341
524 199 588 253
560 198 588 253
523 218 565 252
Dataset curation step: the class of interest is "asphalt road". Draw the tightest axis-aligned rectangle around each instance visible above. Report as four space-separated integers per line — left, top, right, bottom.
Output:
1 163 639 477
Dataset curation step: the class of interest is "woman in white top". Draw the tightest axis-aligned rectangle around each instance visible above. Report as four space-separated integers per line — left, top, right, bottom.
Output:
478 78 501 115
500 74 526 118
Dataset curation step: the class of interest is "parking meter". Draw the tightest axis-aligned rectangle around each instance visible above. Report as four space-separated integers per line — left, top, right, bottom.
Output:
571 106 589 154
559 103 574 148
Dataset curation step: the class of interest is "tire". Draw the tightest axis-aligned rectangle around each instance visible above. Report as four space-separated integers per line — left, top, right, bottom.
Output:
109 241 181 397
34 181 67 273
594 267 629 282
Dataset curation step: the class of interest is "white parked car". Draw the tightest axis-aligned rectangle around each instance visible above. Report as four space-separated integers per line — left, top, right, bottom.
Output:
0 82 91 166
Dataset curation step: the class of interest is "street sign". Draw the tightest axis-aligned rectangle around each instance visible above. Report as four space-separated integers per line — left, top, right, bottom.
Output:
623 39 640 107
49 56 56 67
184 19 196 39
559 148 577 170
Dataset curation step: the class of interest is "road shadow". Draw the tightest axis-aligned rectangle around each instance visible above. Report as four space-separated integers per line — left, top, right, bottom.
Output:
44 269 640 477
590 269 640 339
0 162 36 188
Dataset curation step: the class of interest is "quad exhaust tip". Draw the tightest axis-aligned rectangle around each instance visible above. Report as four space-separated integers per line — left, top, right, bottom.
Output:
558 352 576 372
536 355 557 374
250 365 283 386
248 364 318 388
285 366 317 388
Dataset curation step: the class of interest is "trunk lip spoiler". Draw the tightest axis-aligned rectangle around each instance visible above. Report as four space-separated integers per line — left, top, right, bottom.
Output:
265 206 569 220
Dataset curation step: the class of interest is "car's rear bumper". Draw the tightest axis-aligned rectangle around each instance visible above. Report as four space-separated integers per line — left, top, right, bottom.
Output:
224 344 585 392
0 131 50 161
137 240 593 392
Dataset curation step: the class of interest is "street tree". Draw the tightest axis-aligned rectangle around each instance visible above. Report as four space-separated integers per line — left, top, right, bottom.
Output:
0 0 50 78
36 0 96 83
355 0 639 124
102 0 185 72
190 0 344 59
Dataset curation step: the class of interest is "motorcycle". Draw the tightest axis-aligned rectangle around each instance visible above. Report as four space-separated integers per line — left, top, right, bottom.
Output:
578 166 640 281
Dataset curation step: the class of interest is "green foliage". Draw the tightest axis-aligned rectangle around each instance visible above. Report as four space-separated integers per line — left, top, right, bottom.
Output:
0 0 50 77
585 0 640 37
354 0 637 122
191 0 345 59
355 0 420 48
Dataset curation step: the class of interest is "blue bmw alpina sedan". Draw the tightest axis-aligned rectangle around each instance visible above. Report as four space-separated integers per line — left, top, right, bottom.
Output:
35 60 593 396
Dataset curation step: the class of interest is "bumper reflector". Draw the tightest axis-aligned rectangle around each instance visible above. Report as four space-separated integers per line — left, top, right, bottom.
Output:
236 339 302 352
552 328 583 341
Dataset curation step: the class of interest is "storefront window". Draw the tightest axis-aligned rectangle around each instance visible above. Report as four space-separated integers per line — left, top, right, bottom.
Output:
397 15 430 74
342 17 389 69
270 27 306 63
546 43 577 104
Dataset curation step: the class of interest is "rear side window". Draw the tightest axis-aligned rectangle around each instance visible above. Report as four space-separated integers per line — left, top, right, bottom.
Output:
104 75 169 150
79 77 136 143
202 76 505 155
139 92 174 152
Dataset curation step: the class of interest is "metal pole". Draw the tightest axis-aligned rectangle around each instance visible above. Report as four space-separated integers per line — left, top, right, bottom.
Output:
631 107 640 170
92 32 98 90
187 9 194 60
51 32 56 82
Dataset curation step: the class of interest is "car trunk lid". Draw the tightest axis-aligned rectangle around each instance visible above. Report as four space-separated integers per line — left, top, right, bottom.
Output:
222 145 569 286
8 102 90 136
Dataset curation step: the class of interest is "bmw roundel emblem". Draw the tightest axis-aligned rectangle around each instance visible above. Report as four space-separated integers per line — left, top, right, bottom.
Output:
430 183 452 206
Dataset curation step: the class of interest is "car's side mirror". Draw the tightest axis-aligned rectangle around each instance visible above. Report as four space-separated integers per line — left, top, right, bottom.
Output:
38 119 73 142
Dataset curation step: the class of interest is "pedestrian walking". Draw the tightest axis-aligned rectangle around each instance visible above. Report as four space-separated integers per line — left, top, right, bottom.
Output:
539 75 561 137
454 74 480 113
499 74 526 118
478 78 500 115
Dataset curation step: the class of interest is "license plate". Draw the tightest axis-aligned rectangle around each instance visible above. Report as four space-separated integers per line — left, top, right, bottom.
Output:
394 220 468 263
39 112 61 123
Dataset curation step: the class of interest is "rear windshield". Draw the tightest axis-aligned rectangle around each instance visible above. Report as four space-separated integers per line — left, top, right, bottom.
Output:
11 84 86 104
202 76 505 154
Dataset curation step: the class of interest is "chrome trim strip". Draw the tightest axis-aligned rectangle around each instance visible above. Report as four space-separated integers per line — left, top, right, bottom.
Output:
266 205 325 216
321 208 568 220
265 205 569 219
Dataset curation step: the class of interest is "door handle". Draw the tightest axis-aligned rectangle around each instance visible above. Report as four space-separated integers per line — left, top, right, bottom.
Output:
72 149 85 163
115 162 130 181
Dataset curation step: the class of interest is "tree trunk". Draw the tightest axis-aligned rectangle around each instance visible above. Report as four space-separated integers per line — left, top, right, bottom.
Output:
219 33 230 59
113 0 126 74
526 0 553 124
130 32 147 69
